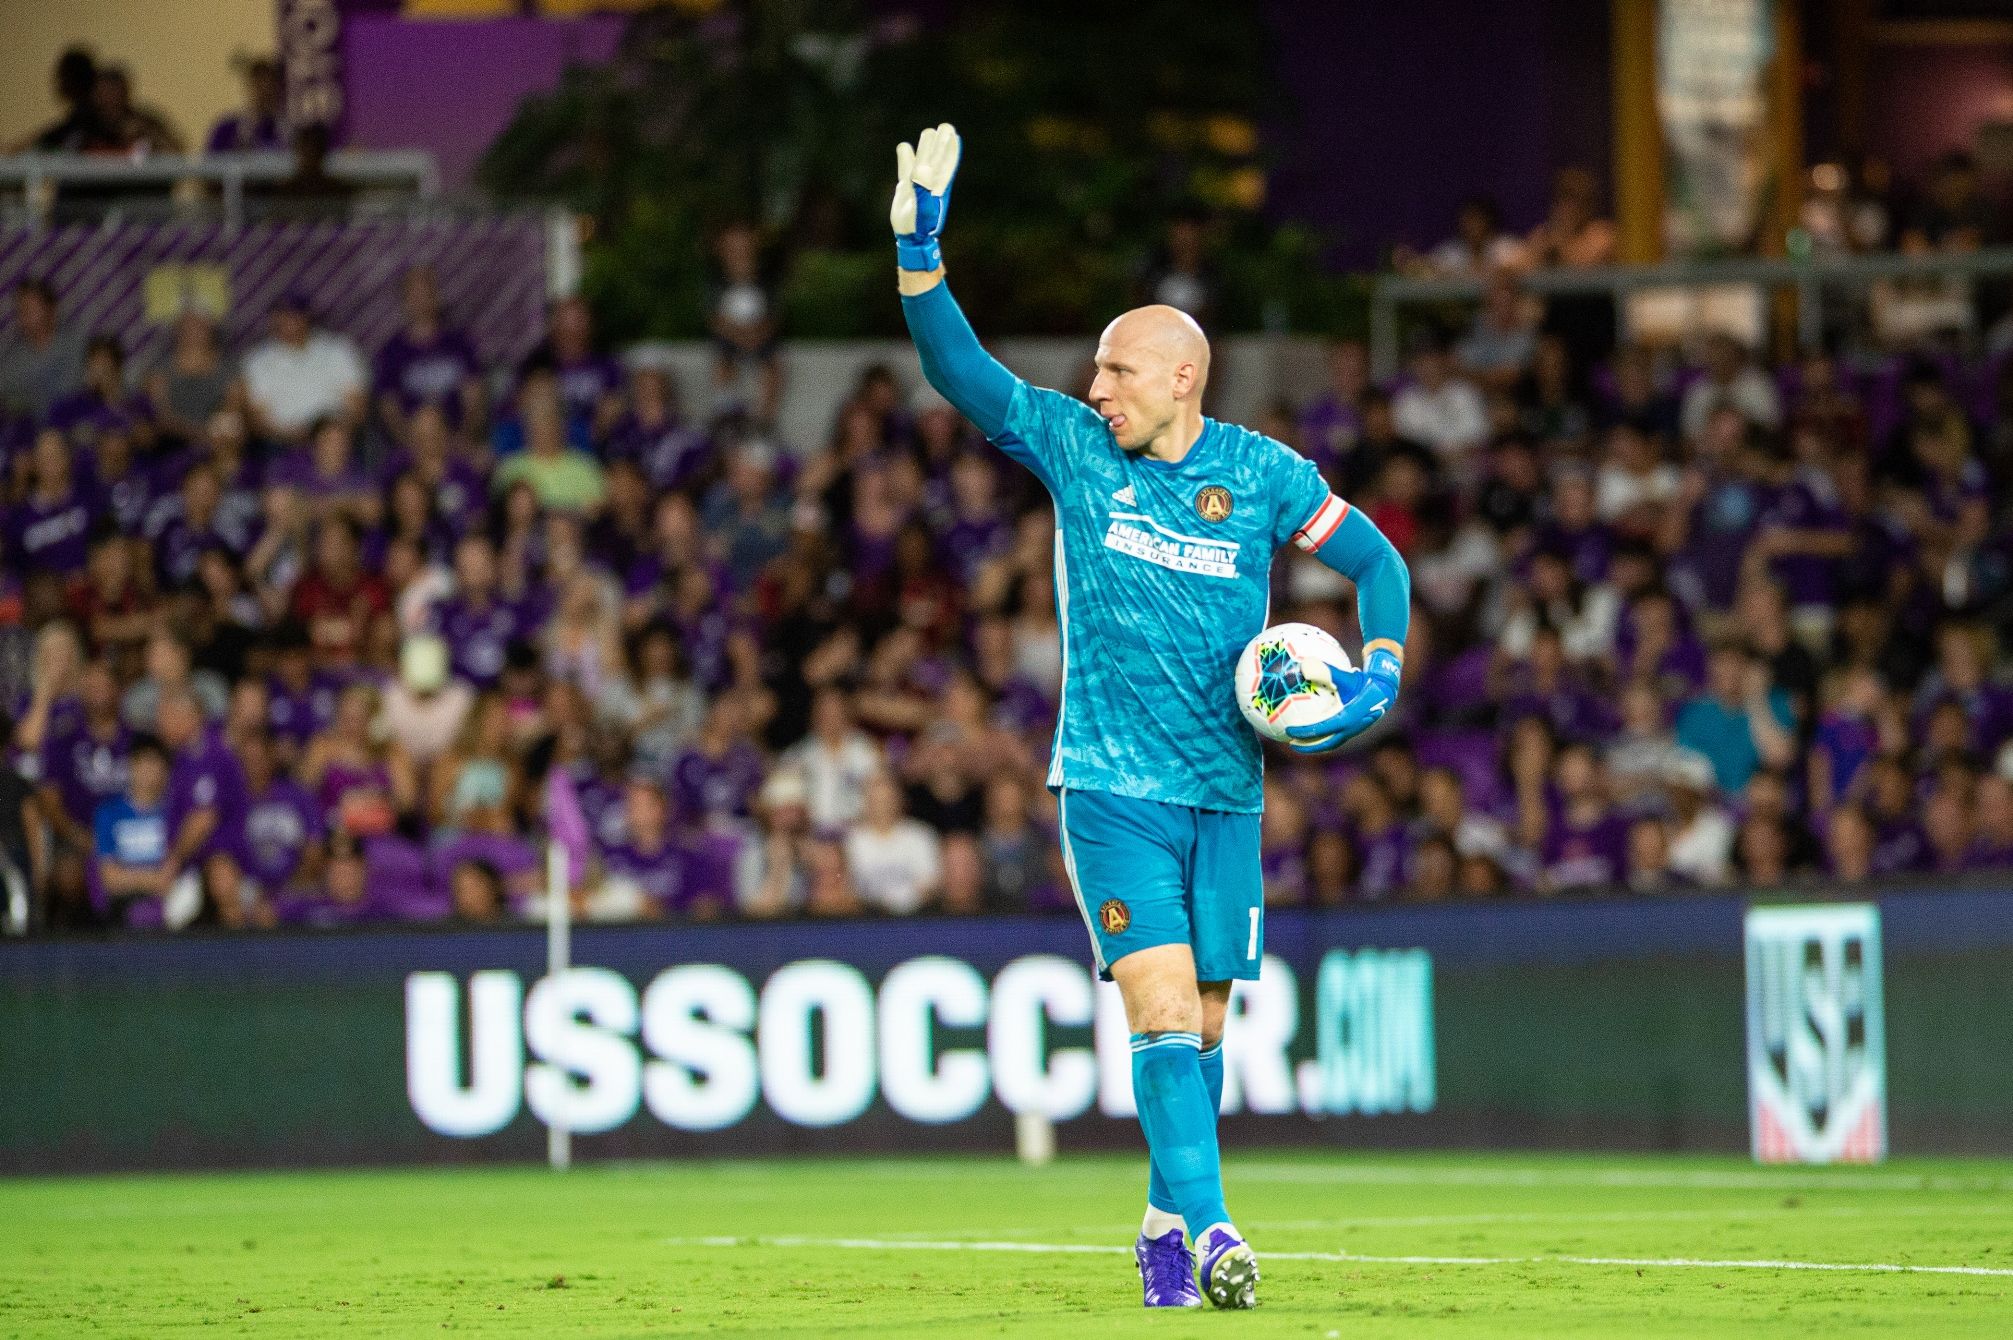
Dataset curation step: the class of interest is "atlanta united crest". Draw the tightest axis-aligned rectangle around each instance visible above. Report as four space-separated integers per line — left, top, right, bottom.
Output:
1195 485 1233 523
1099 899 1131 934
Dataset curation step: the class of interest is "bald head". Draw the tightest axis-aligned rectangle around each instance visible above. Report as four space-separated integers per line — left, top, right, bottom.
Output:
1103 304 1211 389
1090 304 1212 455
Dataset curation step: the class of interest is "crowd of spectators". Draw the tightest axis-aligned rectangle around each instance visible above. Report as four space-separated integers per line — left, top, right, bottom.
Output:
3 88 2013 930
9 46 284 158
3 238 2012 935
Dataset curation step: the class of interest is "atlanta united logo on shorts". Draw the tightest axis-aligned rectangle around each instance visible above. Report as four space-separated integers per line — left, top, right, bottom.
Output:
1195 485 1233 523
1099 899 1131 934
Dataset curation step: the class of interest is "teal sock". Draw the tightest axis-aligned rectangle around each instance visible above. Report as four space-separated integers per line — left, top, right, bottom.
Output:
1148 1040 1224 1217
1132 1032 1230 1235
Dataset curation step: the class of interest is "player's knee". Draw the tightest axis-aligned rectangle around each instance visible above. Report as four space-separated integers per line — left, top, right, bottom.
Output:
1120 979 1201 1034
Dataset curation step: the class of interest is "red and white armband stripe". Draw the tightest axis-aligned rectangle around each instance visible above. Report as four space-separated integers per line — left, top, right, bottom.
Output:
1291 494 1350 553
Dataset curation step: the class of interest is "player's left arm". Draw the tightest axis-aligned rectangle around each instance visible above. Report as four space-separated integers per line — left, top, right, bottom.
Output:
1281 489 1411 754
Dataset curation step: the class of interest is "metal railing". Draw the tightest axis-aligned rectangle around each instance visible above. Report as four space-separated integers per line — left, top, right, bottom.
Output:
0 150 440 230
1370 246 2013 377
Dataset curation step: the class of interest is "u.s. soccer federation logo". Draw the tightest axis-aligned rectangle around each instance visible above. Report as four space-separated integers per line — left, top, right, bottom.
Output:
1195 485 1233 523
1744 904 1887 1164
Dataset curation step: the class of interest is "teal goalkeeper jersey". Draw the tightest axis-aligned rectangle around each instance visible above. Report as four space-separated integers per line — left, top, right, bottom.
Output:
995 381 1337 814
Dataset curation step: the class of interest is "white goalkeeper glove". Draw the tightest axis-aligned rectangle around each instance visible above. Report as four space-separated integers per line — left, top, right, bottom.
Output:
890 122 961 272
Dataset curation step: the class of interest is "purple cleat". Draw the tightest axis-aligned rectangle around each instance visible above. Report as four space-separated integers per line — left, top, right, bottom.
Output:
1195 1224 1259 1309
1134 1228 1203 1308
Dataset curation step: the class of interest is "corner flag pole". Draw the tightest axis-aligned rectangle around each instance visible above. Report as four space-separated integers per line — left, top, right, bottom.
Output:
545 839 572 1172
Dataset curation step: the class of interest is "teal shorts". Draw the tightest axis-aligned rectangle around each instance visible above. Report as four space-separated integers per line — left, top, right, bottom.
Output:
1056 788 1265 983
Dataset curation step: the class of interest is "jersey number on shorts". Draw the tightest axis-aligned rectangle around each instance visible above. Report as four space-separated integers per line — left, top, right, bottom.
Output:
1247 907 1260 960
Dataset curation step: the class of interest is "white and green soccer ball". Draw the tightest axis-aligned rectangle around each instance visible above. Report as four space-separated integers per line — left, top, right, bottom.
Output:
1235 622 1352 747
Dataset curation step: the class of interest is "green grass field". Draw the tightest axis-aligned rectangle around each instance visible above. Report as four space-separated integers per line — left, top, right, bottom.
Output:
4 1151 2011 1337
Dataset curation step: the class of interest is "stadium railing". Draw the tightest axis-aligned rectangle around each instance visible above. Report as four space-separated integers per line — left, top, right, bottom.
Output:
0 150 441 230
1369 246 2013 376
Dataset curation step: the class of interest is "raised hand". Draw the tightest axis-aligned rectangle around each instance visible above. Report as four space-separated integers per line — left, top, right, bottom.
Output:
891 122 961 272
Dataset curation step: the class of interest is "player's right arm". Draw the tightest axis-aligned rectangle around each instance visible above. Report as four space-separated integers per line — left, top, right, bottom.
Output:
891 124 1031 458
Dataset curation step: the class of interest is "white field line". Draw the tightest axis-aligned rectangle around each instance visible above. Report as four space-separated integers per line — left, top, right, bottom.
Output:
1230 1164 2013 1193
859 1204 2013 1240
1247 1203 2013 1231
663 1234 2013 1279
686 1161 2013 1195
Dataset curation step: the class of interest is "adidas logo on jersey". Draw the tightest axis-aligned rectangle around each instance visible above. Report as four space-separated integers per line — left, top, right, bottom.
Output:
1113 485 1137 506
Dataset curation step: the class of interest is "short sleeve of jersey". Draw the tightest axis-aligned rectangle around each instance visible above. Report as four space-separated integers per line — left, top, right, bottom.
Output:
993 382 1098 494
1268 441 1336 550
92 800 120 859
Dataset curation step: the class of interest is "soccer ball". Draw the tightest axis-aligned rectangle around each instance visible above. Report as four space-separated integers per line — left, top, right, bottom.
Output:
1236 622 1352 747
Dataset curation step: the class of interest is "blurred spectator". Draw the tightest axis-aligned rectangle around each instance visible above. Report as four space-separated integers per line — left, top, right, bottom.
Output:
1864 756 1925 875
977 775 1053 912
1141 210 1219 324
702 436 790 588
1675 644 1796 794
1393 335 1488 465
785 688 881 834
1971 775 2013 869
1594 422 1678 525
1538 742 1629 892
708 222 783 425
88 64 182 155
1903 151 1993 253
268 124 353 205
520 296 623 439
10 428 98 581
290 519 389 667
493 372 606 514
737 767 813 918
205 57 287 153
1604 680 1684 807
242 294 366 443
375 267 484 441
1826 804 1877 883
1457 273 1538 391
1664 751 1735 886
1342 771 1407 899
0 712 45 927
1395 196 1524 278
378 635 473 766
1680 333 1782 440
158 689 246 882
1526 167 1617 371
598 622 703 767
844 772 942 915
1624 817 1677 892
10 47 105 153
1405 833 1459 901
0 279 86 421
91 735 187 928
122 630 229 730
1299 339 1370 472
1525 167 1616 269
146 314 240 443
233 728 321 901
595 775 715 922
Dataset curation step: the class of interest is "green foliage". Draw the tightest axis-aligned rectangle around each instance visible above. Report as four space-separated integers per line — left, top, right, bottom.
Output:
478 0 1352 340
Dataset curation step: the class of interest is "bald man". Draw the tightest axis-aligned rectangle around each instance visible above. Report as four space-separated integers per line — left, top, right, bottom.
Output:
893 125 1410 1310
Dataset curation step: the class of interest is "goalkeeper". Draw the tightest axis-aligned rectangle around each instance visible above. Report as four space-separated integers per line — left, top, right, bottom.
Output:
893 124 1410 1310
